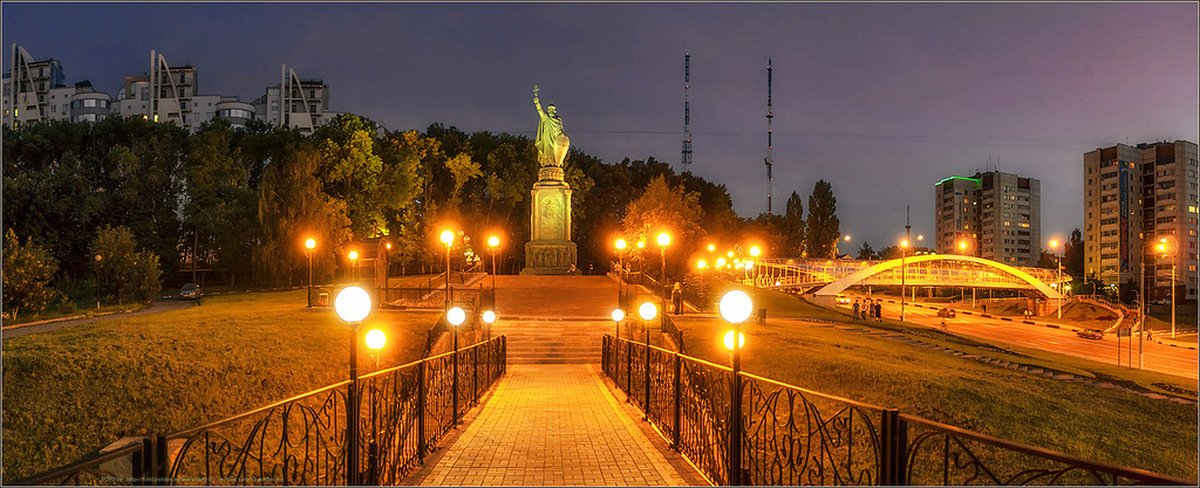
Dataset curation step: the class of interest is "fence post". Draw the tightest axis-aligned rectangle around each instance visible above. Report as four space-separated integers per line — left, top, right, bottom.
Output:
132 437 149 485
473 344 479 404
879 408 907 485
672 351 682 449
417 360 427 463
155 434 168 485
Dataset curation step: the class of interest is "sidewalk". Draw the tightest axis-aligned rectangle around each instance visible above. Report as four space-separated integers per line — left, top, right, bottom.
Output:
404 364 707 486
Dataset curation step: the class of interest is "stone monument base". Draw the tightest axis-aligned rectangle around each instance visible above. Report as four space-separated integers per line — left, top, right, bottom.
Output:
521 240 579 275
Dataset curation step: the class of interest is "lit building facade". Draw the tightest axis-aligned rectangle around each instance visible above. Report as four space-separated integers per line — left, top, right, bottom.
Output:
252 65 333 134
935 171 1041 266
1084 141 1198 300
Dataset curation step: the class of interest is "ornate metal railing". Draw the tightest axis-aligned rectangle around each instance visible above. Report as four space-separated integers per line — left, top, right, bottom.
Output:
20 336 506 486
17 439 151 485
601 335 1190 486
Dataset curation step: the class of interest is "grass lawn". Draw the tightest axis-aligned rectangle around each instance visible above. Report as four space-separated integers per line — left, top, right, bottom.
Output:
1 289 441 483
671 286 1198 482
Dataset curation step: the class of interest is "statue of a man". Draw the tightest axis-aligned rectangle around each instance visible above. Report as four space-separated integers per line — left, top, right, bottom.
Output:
533 85 570 167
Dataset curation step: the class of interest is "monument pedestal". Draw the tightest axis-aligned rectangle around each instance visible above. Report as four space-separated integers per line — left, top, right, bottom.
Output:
522 167 578 275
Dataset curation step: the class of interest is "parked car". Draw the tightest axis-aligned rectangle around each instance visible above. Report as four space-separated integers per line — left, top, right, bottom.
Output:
1077 329 1104 340
180 283 201 300
936 307 956 318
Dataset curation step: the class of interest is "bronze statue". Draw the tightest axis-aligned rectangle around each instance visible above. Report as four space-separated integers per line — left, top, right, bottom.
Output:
533 85 569 167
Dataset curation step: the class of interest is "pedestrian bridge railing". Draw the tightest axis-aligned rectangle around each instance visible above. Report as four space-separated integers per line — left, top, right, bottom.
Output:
18 336 507 486
601 336 1188 486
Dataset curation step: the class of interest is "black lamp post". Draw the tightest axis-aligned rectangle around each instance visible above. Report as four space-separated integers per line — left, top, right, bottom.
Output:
334 286 372 486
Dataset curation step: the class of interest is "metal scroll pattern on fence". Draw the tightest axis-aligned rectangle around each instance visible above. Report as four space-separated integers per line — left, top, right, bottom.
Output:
741 378 881 485
902 416 1187 486
165 384 349 485
162 336 506 486
676 355 733 485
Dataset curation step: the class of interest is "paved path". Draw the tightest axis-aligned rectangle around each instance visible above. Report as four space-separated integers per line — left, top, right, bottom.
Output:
1 299 195 338
405 364 707 486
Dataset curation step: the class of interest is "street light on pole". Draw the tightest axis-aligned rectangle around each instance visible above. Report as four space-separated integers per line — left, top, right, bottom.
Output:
657 231 671 324
1158 237 1176 338
348 250 359 282
612 308 624 339
363 326 386 484
1050 238 1062 319
482 310 496 341
441 230 455 307
334 285 372 486
305 238 316 308
638 301 657 418
488 235 501 307
718 289 753 486
446 306 466 425
900 238 910 322
615 238 627 307
95 254 103 309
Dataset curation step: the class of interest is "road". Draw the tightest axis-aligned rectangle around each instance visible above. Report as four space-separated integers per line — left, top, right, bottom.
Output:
843 297 1197 380
2 299 196 339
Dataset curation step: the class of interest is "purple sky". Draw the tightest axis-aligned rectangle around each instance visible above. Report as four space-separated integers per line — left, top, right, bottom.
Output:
4 3 1197 252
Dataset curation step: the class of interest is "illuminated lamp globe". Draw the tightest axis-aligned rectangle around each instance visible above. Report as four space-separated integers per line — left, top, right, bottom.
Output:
365 329 387 350
334 286 372 324
723 330 746 351
611 308 625 322
488 236 500 248
446 307 466 326
708 244 716 252
749 246 761 257
482 310 497 324
718 290 754 324
615 238 627 250
638 302 658 321
697 260 707 269
348 250 358 261
440 230 454 245
305 238 316 250
657 232 671 247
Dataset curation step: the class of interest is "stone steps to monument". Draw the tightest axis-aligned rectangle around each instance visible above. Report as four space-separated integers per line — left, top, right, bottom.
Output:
497 321 608 364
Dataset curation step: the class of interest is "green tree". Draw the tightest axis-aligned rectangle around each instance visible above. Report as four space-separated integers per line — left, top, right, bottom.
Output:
2 229 61 319
258 142 353 285
90 226 161 304
856 242 876 260
184 121 258 286
623 175 705 281
1065 228 1084 277
445 152 482 207
783 191 806 256
804 180 840 259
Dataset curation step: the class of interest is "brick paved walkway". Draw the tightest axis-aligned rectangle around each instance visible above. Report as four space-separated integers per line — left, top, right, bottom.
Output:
404 364 707 486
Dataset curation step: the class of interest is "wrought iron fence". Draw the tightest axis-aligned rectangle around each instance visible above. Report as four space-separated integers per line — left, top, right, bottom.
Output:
19 336 507 486
601 335 1189 486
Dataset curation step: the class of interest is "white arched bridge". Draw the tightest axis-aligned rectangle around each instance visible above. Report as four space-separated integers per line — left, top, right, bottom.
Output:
746 255 1065 300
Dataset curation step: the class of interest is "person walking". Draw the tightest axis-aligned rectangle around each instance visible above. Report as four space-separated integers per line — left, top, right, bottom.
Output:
852 299 861 320
874 301 882 322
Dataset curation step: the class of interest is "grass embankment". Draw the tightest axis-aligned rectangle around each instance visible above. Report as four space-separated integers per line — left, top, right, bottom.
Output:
1 289 440 483
669 285 1197 481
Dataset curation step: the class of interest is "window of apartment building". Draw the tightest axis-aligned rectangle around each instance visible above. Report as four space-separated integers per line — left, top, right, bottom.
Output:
1100 218 1118 225
1159 181 1176 190
309 89 315 99
51 105 56 113
1102 171 1117 179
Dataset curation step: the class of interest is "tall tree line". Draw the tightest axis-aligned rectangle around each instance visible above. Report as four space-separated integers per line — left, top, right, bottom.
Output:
3 114 842 315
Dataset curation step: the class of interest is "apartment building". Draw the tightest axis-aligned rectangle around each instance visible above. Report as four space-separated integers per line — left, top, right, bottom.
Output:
935 171 1041 266
1084 141 1199 300
252 65 333 134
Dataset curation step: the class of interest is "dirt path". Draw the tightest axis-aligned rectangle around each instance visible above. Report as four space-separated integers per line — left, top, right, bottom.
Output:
2 299 196 339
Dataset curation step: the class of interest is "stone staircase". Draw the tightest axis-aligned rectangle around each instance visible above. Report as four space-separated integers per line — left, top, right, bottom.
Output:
494 320 611 364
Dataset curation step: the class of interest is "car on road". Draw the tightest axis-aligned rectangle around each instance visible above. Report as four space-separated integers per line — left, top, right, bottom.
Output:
1077 329 1104 340
179 283 201 300
936 307 956 318
836 296 851 304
